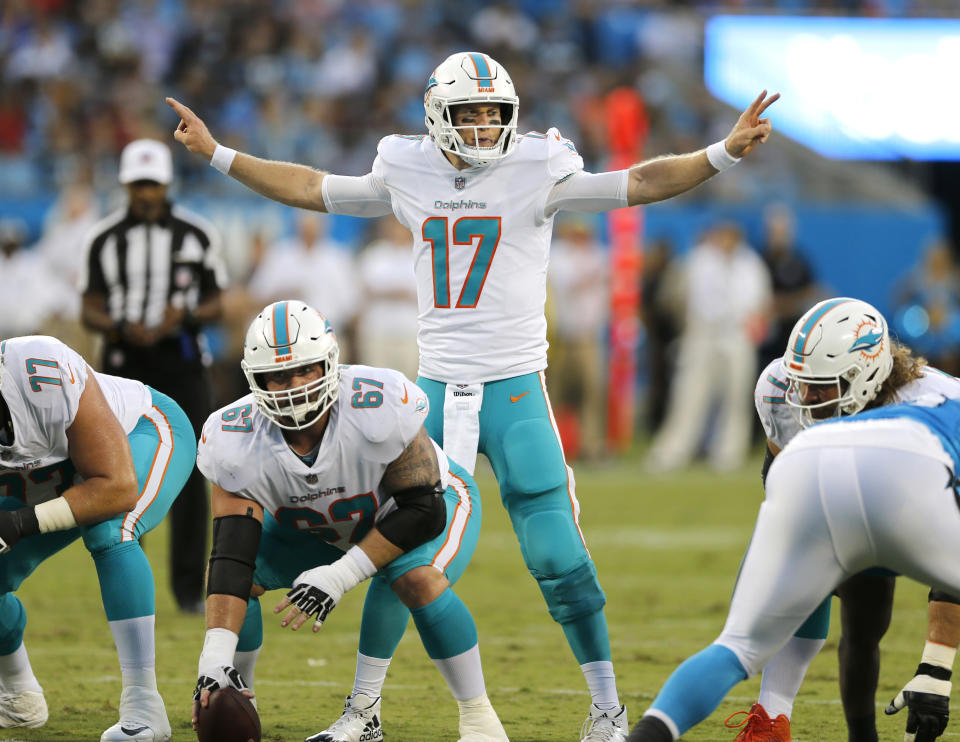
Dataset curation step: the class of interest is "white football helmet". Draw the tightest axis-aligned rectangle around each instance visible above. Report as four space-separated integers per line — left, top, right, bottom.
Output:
424 51 519 167
783 297 893 424
241 301 340 431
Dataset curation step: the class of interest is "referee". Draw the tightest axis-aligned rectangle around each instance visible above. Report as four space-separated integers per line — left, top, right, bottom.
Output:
80 138 226 614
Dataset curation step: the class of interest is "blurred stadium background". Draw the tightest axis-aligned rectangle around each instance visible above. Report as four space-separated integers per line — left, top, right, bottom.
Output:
3 1 960 740
4 0 960 466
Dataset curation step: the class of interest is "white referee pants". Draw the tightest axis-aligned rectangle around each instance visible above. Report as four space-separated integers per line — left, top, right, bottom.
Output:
717 419 960 676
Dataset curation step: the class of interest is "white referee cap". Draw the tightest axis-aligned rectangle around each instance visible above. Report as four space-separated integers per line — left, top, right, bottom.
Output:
119 139 173 184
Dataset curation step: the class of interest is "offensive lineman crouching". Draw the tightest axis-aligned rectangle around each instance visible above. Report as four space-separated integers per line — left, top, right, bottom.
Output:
191 300 508 742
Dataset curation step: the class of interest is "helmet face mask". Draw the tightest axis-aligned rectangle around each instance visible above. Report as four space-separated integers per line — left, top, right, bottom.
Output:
241 301 340 431
424 52 519 167
783 298 893 427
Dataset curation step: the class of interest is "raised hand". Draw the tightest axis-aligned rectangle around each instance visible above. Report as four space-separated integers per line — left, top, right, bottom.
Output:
724 90 780 159
165 97 217 160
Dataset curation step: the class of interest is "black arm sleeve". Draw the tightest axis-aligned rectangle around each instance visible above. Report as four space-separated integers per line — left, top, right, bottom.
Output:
376 481 446 553
929 588 960 605
207 514 262 600
761 445 776 487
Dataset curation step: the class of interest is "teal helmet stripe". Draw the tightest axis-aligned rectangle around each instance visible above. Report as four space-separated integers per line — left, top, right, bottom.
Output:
468 52 493 86
792 298 850 364
272 300 291 357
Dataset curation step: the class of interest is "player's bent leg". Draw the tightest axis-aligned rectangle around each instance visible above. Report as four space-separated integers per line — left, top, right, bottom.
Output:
386 469 506 742
835 571 895 742
741 597 831 740
0 593 46 729
88 391 194 742
632 446 851 741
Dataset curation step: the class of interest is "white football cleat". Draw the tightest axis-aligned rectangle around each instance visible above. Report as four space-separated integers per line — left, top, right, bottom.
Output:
0 689 48 728
457 693 509 742
306 692 383 742
100 685 171 742
581 704 628 742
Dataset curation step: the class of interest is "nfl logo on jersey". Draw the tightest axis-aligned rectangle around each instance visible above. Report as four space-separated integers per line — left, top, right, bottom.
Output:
454 176 466 190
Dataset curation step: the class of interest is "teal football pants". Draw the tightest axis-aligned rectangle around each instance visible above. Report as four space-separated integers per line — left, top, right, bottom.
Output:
0 388 195 647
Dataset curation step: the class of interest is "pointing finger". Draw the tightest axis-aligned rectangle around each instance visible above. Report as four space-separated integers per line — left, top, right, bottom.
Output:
165 97 195 121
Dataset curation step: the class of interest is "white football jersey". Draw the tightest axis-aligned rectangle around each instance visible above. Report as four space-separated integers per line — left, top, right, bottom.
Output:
354 130 583 383
0 336 151 503
755 357 960 451
197 365 446 553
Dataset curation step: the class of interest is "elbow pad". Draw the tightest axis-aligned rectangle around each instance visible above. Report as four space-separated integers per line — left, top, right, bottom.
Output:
377 481 446 553
207 514 262 600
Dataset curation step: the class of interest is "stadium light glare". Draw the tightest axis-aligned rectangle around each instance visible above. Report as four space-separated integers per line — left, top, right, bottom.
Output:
705 16 960 160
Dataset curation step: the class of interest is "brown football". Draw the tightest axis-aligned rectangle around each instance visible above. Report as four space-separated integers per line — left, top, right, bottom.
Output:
197 686 261 742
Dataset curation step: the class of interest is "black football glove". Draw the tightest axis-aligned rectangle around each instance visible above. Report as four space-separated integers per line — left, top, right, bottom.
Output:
285 582 337 626
0 508 39 554
193 665 249 702
885 663 951 742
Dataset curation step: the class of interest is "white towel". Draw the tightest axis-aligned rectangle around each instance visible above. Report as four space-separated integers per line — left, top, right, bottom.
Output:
442 383 484 475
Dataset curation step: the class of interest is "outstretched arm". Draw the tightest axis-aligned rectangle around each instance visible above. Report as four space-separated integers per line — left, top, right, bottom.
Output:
627 90 779 206
165 97 329 212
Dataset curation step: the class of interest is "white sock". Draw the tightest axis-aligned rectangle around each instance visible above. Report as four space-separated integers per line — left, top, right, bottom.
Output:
234 648 261 691
581 660 619 710
109 616 157 690
0 643 42 693
353 652 391 698
758 636 826 718
432 644 486 701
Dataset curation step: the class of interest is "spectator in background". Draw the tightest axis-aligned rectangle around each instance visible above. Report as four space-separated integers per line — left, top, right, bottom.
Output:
248 210 359 358
0 218 68 340
894 238 960 375
79 139 226 614
757 203 822 367
640 237 683 434
355 217 419 379
548 216 609 460
645 222 772 472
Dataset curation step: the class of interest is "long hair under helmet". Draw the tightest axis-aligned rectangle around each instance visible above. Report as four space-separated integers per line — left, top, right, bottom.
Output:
783 297 894 425
241 300 340 431
424 51 519 167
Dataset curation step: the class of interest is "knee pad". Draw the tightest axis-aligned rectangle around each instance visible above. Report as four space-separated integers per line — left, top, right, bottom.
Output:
535 560 606 625
0 594 26 655
501 419 568 496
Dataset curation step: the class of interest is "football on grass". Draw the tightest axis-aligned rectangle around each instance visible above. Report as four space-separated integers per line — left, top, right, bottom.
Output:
197 686 261 742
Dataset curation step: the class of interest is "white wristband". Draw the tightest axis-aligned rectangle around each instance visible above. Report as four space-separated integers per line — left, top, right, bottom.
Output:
198 627 238 676
345 545 377 580
35 497 78 533
210 144 237 175
922 640 957 670
706 140 740 172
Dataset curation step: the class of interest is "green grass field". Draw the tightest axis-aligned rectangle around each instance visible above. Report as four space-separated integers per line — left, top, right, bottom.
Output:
0 449 934 741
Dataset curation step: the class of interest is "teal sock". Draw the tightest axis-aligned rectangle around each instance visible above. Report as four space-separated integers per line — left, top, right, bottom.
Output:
358 577 410 659
561 609 612 664
237 597 263 652
0 594 26 655
93 542 154 621
410 588 478 660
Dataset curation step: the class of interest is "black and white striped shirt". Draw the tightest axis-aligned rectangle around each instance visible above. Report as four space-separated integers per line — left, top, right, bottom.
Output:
80 203 226 328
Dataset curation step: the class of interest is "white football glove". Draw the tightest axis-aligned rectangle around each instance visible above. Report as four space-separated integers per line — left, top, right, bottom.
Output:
282 548 376 631
885 668 951 742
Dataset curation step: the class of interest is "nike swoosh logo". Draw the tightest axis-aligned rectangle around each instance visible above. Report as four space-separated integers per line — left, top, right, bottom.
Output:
120 726 149 736
67 365 75 384
401 385 408 404
510 391 530 403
